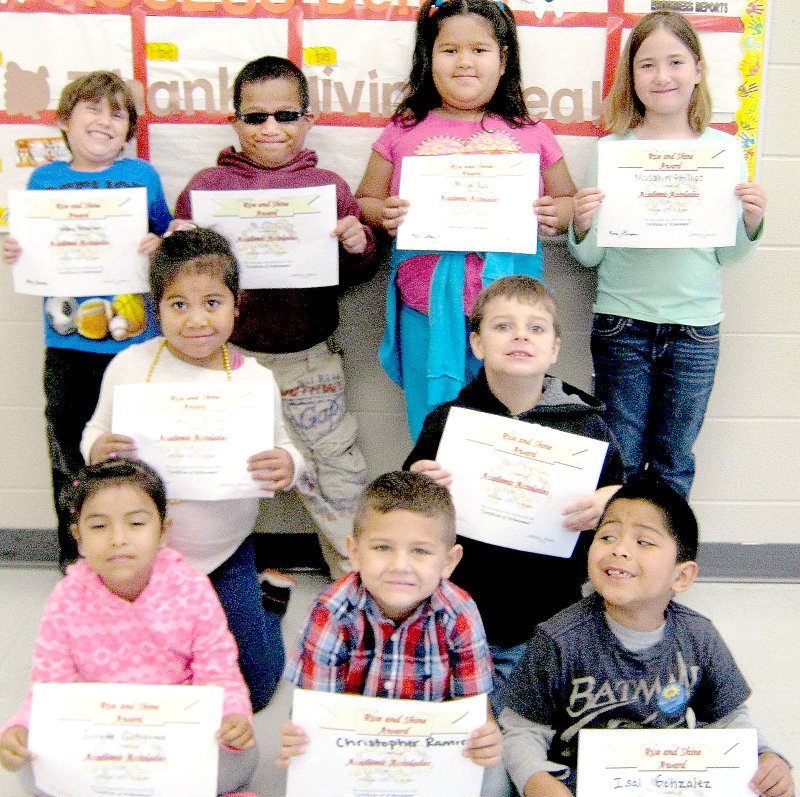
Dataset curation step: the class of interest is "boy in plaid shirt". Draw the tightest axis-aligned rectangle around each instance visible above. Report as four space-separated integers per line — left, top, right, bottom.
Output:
280 471 501 774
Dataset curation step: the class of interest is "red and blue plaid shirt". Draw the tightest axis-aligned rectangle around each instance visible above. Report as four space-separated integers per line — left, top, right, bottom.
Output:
285 572 493 701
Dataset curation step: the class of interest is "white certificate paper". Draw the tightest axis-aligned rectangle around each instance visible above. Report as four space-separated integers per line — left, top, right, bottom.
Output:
10 187 149 296
112 380 274 500
28 682 223 797
436 407 608 558
597 139 741 248
397 153 540 254
286 689 486 797
576 728 758 797
191 186 339 289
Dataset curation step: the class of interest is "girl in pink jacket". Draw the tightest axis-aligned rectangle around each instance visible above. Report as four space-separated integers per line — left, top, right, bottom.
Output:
0 459 259 796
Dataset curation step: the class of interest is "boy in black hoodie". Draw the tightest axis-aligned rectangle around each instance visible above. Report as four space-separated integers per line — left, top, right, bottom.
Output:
404 276 624 691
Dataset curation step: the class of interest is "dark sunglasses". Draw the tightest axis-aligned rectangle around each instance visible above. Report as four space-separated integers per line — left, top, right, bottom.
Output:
235 110 307 125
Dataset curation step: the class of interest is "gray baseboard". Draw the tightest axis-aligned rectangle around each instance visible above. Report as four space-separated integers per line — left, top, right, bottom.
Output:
0 528 797 582
695 542 799 583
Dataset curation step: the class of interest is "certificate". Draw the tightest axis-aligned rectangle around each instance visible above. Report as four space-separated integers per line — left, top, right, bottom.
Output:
596 139 741 248
9 187 149 296
191 186 339 289
28 682 223 797
112 380 274 500
396 153 540 254
286 689 487 797
576 728 758 797
436 407 608 558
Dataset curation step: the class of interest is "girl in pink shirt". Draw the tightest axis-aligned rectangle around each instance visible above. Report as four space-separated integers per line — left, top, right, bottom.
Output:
0 459 259 796
356 0 577 439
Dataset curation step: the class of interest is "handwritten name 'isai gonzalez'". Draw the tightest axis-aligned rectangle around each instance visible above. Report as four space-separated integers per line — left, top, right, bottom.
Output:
612 774 712 790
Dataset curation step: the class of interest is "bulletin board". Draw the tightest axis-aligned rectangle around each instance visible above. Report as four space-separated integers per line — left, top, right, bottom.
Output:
0 0 768 214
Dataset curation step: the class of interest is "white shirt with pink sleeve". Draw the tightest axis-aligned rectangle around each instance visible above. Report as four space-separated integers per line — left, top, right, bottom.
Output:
3 547 252 733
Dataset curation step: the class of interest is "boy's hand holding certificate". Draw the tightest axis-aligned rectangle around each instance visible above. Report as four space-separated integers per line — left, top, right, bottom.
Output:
9 187 149 296
286 690 487 797
596 139 741 248
436 407 607 558
397 153 540 254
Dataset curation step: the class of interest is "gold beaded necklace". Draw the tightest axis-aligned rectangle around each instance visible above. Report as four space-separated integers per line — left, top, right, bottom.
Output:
145 339 232 504
145 339 233 383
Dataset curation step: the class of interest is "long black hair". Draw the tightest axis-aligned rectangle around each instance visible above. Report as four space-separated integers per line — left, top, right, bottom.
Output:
393 0 533 128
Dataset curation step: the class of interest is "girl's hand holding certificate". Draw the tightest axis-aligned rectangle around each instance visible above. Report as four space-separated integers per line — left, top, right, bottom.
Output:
572 187 605 241
247 447 295 492
0 726 32 772
379 196 410 236
534 195 564 238
89 432 137 464
217 713 256 751
736 181 767 238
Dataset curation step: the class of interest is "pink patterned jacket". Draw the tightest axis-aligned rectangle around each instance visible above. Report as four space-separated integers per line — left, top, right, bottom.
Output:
3 547 251 732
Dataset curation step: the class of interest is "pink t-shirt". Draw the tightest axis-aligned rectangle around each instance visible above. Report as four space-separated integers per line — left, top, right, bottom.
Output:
373 112 564 314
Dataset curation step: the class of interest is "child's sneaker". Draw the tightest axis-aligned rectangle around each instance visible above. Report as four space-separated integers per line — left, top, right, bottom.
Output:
258 569 296 616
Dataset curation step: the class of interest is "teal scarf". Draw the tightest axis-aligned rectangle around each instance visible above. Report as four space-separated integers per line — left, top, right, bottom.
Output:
380 245 543 410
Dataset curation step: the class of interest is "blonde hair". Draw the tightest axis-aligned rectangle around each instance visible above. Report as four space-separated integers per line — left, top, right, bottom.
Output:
604 11 712 135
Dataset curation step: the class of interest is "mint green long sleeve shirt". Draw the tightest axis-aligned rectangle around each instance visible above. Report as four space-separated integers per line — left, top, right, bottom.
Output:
568 128 762 326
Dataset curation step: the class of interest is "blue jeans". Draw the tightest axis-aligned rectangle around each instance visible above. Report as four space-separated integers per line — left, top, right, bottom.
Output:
209 537 284 712
591 314 720 498
484 643 527 797
488 642 528 715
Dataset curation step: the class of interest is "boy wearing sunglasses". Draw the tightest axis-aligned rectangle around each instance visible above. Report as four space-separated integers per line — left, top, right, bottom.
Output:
176 56 378 579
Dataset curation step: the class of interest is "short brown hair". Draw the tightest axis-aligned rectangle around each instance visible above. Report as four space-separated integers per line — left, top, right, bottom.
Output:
56 72 138 150
604 11 712 135
354 471 456 547
469 275 562 338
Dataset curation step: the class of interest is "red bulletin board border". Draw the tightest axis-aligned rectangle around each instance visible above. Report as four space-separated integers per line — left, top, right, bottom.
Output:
0 3 753 165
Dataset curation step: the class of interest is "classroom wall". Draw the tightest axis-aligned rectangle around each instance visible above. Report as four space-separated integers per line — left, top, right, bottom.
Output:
0 0 797 562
